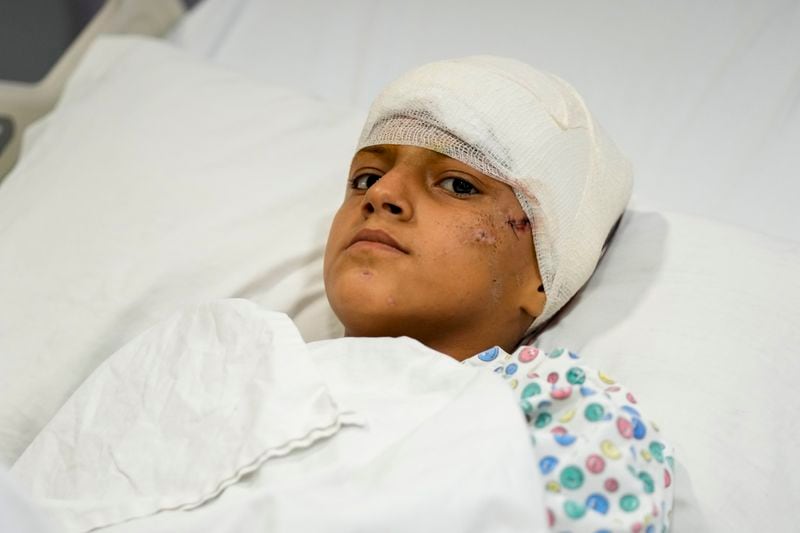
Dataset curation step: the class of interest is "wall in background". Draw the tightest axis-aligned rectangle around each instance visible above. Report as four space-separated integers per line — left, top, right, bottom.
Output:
0 0 199 82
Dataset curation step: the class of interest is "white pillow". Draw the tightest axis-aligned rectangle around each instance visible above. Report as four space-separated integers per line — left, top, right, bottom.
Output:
0 35 359 465
535 209 800 532
0 469 56 533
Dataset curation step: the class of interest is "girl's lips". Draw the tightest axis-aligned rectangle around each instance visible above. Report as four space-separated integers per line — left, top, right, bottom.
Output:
348 228 409 254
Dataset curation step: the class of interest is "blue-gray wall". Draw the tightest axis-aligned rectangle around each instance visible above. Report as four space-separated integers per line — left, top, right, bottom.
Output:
0 0 200 83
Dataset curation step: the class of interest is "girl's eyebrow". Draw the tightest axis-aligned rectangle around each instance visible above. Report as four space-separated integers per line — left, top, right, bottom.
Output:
357 146 389 157
357 146 448 160
357 146 458 164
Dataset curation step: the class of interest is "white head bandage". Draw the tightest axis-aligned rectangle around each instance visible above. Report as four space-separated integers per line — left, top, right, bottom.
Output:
357 56 632 334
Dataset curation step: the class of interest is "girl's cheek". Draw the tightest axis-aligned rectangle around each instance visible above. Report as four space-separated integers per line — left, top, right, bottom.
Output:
466 210 529 250
471 227 497 245
503 209 531 239
465 212 502 248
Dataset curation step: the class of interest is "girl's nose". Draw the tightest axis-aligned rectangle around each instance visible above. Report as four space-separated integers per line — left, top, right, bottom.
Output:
361 169 414 221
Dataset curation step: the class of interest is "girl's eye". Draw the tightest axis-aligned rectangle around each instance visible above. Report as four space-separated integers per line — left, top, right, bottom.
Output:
351 173 382 190
439 177 480 196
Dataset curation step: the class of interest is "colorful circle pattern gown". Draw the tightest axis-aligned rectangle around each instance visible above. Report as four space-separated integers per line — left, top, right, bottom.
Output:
465 346 674 533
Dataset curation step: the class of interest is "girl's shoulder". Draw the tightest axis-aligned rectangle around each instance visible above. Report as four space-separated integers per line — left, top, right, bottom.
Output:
466 346 675 532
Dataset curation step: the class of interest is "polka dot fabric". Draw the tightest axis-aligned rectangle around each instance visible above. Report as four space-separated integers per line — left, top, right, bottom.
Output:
465 346 674 532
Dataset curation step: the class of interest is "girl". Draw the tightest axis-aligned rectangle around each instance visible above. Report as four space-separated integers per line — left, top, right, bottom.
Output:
324 55 674 531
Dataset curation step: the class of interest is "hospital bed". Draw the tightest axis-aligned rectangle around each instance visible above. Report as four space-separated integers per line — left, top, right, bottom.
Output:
0 0 798 531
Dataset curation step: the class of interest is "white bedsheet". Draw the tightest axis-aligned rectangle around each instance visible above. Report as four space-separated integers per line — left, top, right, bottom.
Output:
12 299 546 533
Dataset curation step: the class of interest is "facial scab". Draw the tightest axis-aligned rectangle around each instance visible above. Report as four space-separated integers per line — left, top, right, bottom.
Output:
472 228 497 245
505 216 531 239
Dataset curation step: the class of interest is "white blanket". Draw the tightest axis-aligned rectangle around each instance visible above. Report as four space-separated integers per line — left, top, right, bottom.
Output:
12 299 546 532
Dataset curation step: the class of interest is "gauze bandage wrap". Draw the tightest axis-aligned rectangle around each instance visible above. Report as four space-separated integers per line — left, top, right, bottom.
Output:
357 56 632 334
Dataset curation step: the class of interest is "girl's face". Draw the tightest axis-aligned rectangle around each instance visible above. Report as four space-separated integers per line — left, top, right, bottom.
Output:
323 144 545 360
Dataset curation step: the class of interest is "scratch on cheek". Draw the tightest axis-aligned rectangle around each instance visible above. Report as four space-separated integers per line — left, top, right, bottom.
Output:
491 277 502 303
361 270 373 279
506 216 531 240
473 228 497 245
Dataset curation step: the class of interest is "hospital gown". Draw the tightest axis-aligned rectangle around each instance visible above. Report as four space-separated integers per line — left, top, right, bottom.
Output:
464 346 674 533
